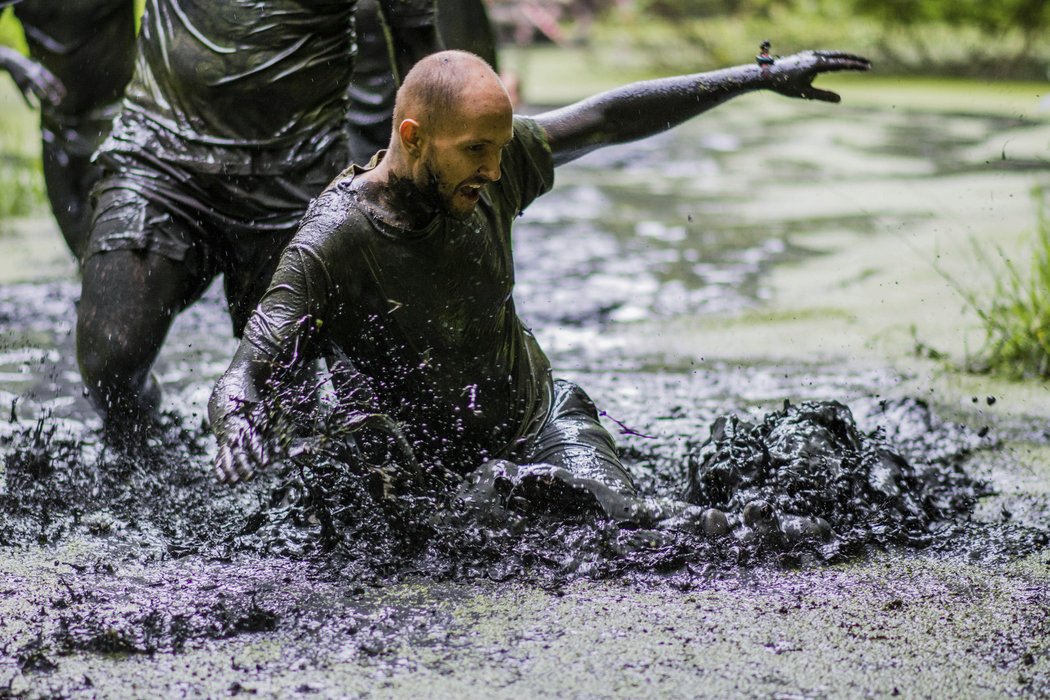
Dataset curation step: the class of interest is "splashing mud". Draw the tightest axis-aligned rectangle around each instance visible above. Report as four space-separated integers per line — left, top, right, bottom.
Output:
0 271 1046 674
1 377 1045 672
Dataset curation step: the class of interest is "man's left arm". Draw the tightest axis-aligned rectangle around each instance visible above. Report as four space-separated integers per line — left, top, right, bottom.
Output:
0 44 64 108
535 50 870 167
209 240 333 484
376 0 442 85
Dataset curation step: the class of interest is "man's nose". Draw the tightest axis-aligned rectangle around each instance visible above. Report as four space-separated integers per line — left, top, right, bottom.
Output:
479 155 501 182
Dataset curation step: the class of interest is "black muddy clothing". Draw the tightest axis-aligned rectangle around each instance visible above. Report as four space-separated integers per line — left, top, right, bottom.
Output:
112 0 433 167
228 116 634 490
4 0 136 256
89 140 348 332
86 0 435 332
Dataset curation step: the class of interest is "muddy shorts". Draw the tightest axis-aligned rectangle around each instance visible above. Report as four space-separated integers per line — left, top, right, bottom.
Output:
85 139 347 335
518 379 637 496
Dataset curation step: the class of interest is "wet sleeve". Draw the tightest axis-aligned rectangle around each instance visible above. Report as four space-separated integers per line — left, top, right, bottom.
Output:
243 250 329 367
211 196 351 434
498 116 556 216
242 221 337 367
377 0 436 28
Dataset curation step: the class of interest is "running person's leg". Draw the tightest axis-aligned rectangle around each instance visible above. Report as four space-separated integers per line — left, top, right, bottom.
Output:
76 187 213 436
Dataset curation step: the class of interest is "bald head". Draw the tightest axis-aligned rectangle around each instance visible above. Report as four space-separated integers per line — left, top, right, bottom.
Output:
392 50 511 137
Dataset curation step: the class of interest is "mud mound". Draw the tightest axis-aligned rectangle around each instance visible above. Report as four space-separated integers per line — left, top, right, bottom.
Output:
684 399 988 558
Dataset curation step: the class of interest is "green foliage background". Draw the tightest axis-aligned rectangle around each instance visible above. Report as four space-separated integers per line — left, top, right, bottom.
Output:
593 0 1050 79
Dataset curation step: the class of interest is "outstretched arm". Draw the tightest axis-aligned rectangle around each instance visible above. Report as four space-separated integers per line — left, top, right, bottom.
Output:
535 50 870 167
0 45 64 108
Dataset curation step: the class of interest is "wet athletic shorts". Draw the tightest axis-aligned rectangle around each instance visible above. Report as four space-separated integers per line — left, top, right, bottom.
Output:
518 379 638 496
84 139 346 335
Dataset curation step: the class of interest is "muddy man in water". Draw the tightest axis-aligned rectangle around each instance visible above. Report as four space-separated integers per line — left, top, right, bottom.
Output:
0 0 136 260
210 48 871 516
75 0 440 438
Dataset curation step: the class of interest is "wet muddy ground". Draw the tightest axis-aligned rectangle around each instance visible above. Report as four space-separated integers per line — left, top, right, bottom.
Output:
2 91 1049 698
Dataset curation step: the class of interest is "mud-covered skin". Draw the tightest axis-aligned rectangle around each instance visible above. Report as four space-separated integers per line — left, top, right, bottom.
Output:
540 49 870 167
75 0 440 434
1 0 136 259
0 45 62 108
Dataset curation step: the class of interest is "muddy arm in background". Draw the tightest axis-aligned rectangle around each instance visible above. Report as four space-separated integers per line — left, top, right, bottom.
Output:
536 50 870 167
3 0 137 260
0 44 63 106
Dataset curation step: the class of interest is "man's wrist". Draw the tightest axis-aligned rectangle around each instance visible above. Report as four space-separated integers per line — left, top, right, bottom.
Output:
697 64 767 100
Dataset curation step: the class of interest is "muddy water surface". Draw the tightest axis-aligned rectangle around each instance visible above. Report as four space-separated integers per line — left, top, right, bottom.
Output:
1 98 1049 698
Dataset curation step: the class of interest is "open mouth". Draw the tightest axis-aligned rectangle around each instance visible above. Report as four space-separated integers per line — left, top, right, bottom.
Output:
459 183 484 204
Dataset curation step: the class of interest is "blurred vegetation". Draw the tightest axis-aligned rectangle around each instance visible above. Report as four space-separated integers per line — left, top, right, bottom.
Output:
0 7 28 52
955 189 1050 380
0 9 44 222
571 0 1050 80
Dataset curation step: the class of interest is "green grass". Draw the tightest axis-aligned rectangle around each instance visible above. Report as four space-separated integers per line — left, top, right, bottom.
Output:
954 189 1050 379
0 82 46 226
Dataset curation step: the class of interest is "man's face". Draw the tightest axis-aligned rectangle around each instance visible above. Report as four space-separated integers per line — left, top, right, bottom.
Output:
417 96 513 220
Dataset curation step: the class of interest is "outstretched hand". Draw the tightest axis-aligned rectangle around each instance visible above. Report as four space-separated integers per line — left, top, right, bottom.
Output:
214 414 270 484
765 50 871 103
0 47 65 108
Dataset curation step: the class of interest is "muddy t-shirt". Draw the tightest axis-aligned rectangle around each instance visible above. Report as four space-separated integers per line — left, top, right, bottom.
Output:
241 116 556 470
100 0 434 174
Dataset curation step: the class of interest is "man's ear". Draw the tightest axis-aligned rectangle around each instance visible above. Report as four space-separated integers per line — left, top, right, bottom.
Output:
398 119 423 157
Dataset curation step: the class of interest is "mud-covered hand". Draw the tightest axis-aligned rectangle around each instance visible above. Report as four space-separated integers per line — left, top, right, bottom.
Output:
765 50 871 103
0 47 65 108
213 413 270 484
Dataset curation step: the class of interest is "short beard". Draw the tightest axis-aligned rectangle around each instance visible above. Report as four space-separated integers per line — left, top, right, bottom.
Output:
420 155 467 220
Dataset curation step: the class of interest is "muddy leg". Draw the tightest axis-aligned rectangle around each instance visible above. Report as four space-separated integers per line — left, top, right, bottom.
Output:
77 250 201 438
524 379 638 496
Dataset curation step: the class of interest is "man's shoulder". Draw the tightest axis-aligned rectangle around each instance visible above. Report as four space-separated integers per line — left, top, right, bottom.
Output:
511 114 546 147
494 116 554 209
294 179 373 251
